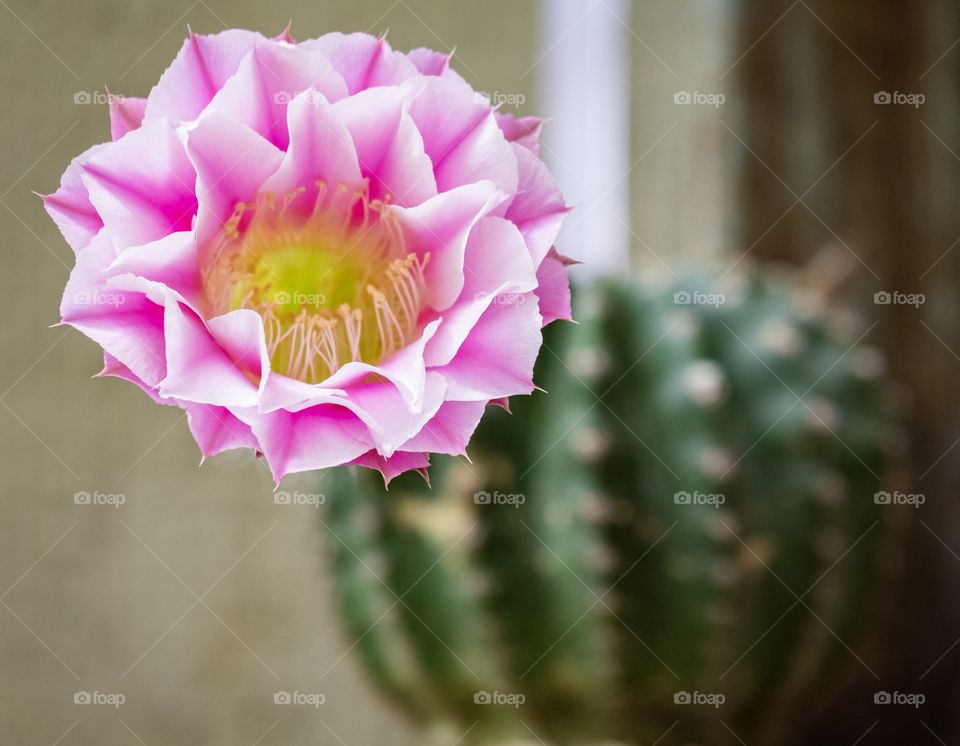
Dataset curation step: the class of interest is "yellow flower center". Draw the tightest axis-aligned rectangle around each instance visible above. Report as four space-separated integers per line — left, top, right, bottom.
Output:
201 181 429 383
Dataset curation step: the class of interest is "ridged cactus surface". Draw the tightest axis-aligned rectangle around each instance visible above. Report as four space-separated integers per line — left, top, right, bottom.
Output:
325 270 893 745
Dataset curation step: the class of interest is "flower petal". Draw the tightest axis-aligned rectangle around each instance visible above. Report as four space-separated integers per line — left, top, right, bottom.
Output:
303 33 419 93
109 96 147 140
506 143 569 267
81 119 197 250
349 450 430 486
424 216 538 367
495 113 544 154
438 293 542 401
145 30 266 123
42 142 110 253
407 47 453 76
105 231 201 308
158 299 260 408
330 86 437 206
250 404 373 482
182 401 260 459
205 42 349 149
61 231 167 386
534 248 573 325
186 111 284 243
399 399 487 456
260 89 364 206
391 181 505 310
407 75 518 196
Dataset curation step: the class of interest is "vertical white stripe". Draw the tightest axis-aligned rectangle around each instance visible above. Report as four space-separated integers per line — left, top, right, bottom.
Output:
539 0 632 279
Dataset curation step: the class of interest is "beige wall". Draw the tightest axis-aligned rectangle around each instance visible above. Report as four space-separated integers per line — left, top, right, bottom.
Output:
0 1 536 743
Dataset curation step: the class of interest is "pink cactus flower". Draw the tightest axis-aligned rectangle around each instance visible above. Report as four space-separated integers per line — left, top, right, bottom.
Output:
44 29 572 484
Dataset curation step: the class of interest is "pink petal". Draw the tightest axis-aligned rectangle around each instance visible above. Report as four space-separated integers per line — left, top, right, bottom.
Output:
314 319 441 410
424 216 537 367
145 30 267 123
534 248 573 325
182 401 260 459
407 47 453 76
61 231 167 386
399 399 487 456
158 299 260 408
461 217 538 296
260 89 364 207
80 119 197 250
302 33 418 94
207 309 271 391
250 404 373 482
106 231 201 308
349 450 430 486
439 293 542 401
343 372 447 457
109 96 147 140
186 111 284 244
391 181 505 310
205 42 349 149
42 142 110 253
331 86 436 206
506 143 569 267
98 352 169 406
407 75 518 196
495 113 544 155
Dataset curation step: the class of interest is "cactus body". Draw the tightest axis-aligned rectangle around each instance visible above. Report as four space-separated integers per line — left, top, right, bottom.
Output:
324 270 892 745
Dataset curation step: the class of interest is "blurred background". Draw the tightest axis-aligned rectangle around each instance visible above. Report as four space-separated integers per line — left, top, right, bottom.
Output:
1 0 958 743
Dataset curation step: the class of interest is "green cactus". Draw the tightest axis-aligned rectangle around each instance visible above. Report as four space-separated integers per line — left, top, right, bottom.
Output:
323 267 895 745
